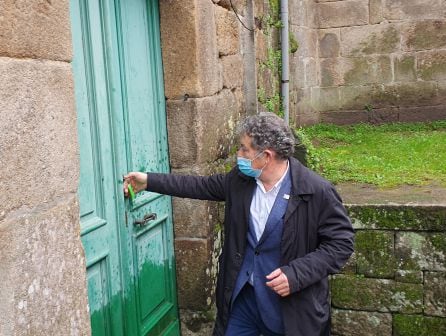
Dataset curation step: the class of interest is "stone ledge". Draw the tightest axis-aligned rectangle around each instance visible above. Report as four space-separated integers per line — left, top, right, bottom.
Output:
346 205 446 231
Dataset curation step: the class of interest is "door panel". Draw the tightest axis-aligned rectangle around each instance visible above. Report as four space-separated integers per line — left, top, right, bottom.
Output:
71 0 124 335
71 0 179 335
116 1 178 334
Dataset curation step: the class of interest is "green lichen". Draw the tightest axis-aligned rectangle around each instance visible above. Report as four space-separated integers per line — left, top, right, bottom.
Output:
289 32 299 53
419 55 446 81
355 26 399 55
331 275 423 313
355 231 396 278
347 206 446 231
393 314 446 336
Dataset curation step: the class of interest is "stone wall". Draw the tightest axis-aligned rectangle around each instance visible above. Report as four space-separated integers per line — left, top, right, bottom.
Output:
331 204 446 335
289 0 446 125
0 1 90 335
159 1 251 333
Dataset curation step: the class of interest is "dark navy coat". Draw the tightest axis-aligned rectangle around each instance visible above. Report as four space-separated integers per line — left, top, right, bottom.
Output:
146 157 354 336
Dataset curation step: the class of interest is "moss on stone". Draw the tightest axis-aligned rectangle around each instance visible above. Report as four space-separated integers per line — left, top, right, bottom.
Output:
289 32 299 54
395 55 416 81
347 205 446 231
355 231 396 278
393 314 446 336
418 53 446 81
429 233 446 253
358 26 399 55
344 56 391 85
406 20 446 50
331 275 423 313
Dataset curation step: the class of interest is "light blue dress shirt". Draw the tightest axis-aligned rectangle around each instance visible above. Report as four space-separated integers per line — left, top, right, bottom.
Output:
250 161 290 241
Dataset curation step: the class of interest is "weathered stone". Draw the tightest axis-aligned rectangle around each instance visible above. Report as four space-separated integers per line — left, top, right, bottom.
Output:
292 26 318 57
323 107 399 125
311 87 341 112
331 275 423 313
319 58 342 87
344 56 392 85
424 272 446 317
167 89 238 168
402 20 446 51
0 58 79 218
175 238 213 310
341 24 400 56
367 107 399 124
292 88 320 126
417 50 446 81
290 56 306 89
172 199 215 238
221 54 244 89
321 110 369 125
318 29 341 58
180 308 215 336
340 85 398 111
394 55 416 82
398 105 446 122
166 99 200 167
332 309 392 336
305 57 318 87
160 0 221 99
317 0 369 29
0 196 90 335
394 81 439 107
347 205 446 231
340 251 357 274
395 270 423 284
320 56 392 87
383 0 443 21
393 314 446 336
355 231 396 278
214 0 247 13
290 56 318 89
289 0 307 26
396 232 446 272
253 0 264 19
195 89 239 163
255 30 267 62
0 0 71 61
215 5 240 56
370 0 384 24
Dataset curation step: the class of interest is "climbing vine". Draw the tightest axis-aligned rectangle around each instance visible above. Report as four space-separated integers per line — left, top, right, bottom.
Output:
257 0 298 118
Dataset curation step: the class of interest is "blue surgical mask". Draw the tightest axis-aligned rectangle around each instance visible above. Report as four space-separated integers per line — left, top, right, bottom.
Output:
237 152 265 178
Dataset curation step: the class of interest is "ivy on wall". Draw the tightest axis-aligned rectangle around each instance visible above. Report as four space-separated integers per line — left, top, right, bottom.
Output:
257 0 298 118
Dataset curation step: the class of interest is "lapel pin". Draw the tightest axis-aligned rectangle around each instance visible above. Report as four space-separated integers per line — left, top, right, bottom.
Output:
283 194 290 200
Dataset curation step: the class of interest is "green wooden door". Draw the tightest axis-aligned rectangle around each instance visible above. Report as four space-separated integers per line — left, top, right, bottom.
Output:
70 1 180 335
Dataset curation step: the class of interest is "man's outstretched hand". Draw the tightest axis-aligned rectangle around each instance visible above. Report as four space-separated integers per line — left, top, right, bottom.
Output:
123 172 148 197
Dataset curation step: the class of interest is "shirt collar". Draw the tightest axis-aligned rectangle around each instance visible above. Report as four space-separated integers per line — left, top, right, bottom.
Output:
256 160 289 193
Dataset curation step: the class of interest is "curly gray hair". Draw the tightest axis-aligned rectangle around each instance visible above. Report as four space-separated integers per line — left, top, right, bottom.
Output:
237 112 295 160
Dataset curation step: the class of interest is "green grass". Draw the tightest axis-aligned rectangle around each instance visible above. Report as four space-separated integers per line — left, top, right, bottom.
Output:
297 121 446 188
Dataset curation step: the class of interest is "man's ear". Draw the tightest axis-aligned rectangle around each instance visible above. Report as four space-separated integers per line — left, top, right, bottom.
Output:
263 149 274 161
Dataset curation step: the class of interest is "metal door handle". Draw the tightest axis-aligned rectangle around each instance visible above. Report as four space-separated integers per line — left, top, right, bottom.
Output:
134 213 157 227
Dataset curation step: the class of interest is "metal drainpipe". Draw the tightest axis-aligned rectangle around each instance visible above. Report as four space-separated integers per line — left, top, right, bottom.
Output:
280 0 290 124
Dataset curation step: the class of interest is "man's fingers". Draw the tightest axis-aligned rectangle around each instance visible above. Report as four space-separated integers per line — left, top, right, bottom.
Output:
266 268 282 280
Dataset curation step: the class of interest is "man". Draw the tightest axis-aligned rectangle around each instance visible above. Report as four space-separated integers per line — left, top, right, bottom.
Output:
124 112 354 336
